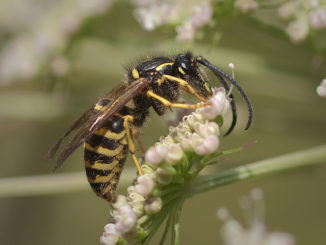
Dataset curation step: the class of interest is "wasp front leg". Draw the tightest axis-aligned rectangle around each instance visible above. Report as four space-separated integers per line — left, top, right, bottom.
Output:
146 90 210 110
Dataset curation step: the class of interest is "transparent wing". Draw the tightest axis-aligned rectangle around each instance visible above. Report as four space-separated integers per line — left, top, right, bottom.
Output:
48 78 150 170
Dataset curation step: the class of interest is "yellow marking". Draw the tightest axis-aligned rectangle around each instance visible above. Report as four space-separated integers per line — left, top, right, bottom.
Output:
94 103 106 111
147 90 210 109
94 128 126 140
157 77 164 86
84 143 124 157
155 62 173 71
88 175 112 183
204 82 212 93
85 160 117 171
162 74 207 102
122 115 143 176
178 67 186 75
132 68 140 79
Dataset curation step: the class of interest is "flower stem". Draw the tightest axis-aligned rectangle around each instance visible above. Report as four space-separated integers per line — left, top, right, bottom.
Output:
188 144 326 197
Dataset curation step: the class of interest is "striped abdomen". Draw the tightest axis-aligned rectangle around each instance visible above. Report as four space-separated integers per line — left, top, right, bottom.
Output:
84 115 128 202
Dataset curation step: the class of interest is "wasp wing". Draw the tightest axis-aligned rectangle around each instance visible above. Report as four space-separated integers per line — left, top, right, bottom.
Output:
50 78 150 170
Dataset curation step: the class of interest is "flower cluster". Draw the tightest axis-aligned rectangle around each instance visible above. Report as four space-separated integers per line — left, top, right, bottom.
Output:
316 78 326 97
0 0 113 85
131 0 214 42
100 87 231 245
217 188 296 245
278 0 326 43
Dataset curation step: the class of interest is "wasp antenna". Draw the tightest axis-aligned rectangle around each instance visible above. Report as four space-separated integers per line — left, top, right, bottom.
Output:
195 56 253 131
224 94 237 136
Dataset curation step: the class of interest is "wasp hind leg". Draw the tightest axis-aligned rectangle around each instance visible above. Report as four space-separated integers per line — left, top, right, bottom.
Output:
132 128 145 154
123 115 143 176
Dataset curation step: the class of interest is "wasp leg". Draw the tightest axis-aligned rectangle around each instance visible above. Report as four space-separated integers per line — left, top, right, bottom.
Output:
132 128 145 154
123 115 143 176
162 74 208 102
147 90 210 109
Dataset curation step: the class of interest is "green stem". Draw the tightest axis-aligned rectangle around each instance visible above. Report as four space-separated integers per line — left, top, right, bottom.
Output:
188 144 326 198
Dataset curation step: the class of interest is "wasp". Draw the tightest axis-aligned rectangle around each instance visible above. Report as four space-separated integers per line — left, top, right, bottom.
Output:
47 52 253 202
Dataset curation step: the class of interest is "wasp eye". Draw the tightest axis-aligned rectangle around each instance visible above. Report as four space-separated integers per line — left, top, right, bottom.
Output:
181 62 188 69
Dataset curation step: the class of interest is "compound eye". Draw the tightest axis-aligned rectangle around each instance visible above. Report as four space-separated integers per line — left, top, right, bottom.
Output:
181 62 188 70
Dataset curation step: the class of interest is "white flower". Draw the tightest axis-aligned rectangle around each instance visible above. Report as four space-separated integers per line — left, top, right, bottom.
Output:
217 189 296 245
278 2 297 20
165 143 184 164
115 204 137 233
100 223 120 245
176 20 196 42
309 8 326 30
286 19 309 43
316 79 326 97
234 0 259 14
145 144 168 168
135 174 156 197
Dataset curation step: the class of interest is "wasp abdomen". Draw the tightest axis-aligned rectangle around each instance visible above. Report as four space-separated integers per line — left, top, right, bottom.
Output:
84 114 128 202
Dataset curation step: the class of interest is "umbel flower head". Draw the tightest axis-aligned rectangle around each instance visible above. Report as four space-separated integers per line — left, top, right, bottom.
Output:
217 188 296 245
100 87 232 245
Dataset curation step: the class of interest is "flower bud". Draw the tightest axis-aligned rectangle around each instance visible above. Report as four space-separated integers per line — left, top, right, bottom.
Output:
129 192 145 216
112 195 128 210
115 205 137 234
309 8 326 30
193 135 220 155
145 197 163 214
145 144 168 168
165 143 184 164
135 174 155 197
198 89 229 120
100 223 120 245
317 79 326 97
194 121 220 137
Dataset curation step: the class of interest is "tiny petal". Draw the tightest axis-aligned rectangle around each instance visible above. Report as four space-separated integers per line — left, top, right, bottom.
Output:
179 132 195 152
135 174 155 197
165 143 184 164
141 164 154 175
193 135 220 155
129 192 145 216
145 197 163 214
194 121 220 137
185 112 205 129
145 144 168 168
160 135 175 145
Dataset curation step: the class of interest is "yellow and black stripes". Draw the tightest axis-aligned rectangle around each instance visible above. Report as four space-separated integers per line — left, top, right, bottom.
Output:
84 103 130 201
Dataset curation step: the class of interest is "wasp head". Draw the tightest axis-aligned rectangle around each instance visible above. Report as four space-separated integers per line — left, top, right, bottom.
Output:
173 52 213 98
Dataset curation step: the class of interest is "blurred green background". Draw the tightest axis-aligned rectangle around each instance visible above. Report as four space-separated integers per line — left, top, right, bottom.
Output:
0 1 326 244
